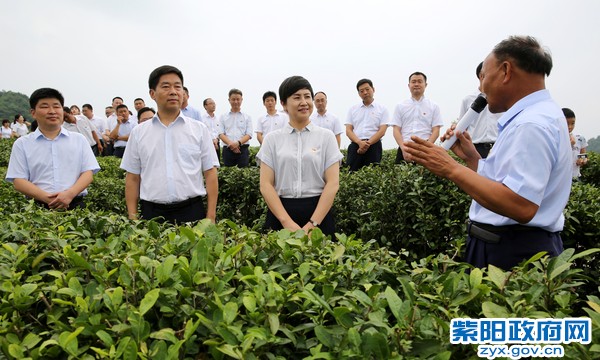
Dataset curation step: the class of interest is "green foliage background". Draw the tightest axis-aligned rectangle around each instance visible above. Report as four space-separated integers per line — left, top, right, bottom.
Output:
0 90 31 122
586 136 600 153
0 142 599 359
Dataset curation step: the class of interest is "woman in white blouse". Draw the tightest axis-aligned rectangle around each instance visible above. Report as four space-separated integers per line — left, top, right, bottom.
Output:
257 76 343 236
11 114 29 138
2 119 15 139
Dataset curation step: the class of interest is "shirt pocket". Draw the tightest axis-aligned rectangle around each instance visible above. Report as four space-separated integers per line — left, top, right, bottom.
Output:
178 144 202 172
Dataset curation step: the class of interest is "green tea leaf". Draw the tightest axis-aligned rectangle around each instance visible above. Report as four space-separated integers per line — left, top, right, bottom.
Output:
487 265 507 291
469 268 482 289
384 286 403 322
223 302 239 325
139 289 160 316
482 301 509 318
268 313 279 335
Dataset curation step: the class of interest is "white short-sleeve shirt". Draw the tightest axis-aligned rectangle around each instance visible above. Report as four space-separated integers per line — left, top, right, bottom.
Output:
310 111 343 136
459 93 501 144
392 97 444 142
345 102 389 139
256 112 289 137
256 123 343 198
120 113 220 204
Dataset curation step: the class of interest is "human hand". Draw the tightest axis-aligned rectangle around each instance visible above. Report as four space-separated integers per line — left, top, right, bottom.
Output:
282 219 302 232
47 191 76 209
403 136 460 178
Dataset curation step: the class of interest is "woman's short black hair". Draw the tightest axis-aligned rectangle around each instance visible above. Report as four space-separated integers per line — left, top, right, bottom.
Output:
278 76 314 105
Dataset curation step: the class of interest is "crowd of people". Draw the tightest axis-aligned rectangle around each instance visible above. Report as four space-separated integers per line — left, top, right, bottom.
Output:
2 35 592 271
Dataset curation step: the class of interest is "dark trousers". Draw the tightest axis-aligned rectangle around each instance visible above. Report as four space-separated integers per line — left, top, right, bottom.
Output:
222 145 249 167
265 196 336 237
91 144 99 156
35 196 85 210
346 140 382 172
140 196 205 224
104 140 114 156
114 146 126 158
395 147 407 163
465 221 563 270
474 142 494 159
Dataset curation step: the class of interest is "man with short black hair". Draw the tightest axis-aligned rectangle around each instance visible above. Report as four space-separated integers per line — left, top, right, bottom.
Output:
392 72 443 163
202 98 221 159
63 106 103 156
458 62 501 158
130 98 146 124
219 88 253 167
109 104 136 158
256 91 288 145
5 88 99 210
310 91 343 147
345 79 389 171
121 65 219 224
404 36 572 270
181 87 202 121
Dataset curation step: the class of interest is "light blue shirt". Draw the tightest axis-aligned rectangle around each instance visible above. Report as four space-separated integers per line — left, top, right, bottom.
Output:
5 128 100 196
218 111 253 142
114 118 136 148
182 106 202 121
469 90 572 231
120 113 219 204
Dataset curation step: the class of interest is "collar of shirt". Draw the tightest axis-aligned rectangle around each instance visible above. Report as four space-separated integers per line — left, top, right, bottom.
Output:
497 89 550 131
410 96 426 103
33 127 71 140
151 112 187 127
284 122 314 134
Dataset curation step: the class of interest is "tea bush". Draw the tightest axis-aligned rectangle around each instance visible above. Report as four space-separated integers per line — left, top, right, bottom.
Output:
0 210 598 359
581 151 600 187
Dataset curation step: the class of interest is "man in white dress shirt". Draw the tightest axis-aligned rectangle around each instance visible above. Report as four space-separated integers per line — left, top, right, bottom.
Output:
219 88 253 167
256 91 288 145
121 65 219 223
202 97 221 159
63 106 103 156
458 62 501 158
181 87 203 121
392 72 444 163
82 104 107 155
345 78 389 171
310 91 343 147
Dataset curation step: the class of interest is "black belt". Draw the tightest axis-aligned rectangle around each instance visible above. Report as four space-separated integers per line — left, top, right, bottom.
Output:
35 195 84 210
467 220 544 244
140 196 203 210
474 142 494 148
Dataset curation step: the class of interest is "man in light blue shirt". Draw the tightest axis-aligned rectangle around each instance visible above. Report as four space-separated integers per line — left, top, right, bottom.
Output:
218 88 253 167
404 36 571 270
6 88 100 210
109 104 136 158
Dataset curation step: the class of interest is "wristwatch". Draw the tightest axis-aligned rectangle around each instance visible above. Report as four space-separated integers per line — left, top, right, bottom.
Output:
309 219 319 227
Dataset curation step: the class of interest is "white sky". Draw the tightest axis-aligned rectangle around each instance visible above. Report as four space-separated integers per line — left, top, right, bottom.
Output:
2 0 599 149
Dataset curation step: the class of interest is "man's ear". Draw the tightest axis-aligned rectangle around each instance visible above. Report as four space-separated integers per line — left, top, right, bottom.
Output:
149 89 156 100
501 61 512 84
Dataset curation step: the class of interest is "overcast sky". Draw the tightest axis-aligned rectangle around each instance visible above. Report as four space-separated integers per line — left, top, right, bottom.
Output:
2 0 599 149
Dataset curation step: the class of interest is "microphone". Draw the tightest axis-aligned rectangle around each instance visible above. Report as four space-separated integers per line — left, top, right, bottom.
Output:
441 93 488 150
